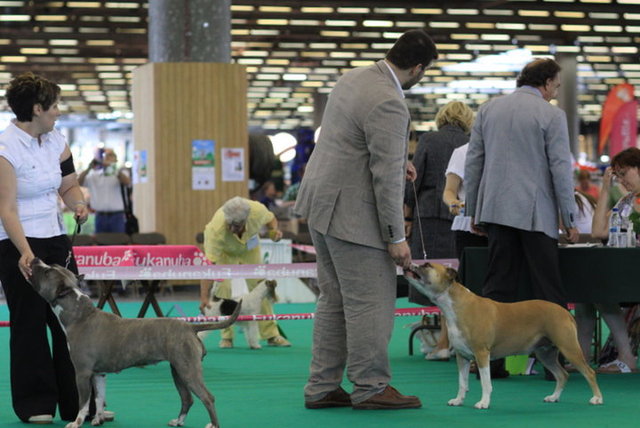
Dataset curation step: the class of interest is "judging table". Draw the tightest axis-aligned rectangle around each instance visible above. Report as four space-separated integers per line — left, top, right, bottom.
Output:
459 246 640 303
75 245 210 317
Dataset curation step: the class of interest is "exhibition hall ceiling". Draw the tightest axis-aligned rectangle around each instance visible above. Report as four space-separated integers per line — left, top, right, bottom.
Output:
0 0 638 130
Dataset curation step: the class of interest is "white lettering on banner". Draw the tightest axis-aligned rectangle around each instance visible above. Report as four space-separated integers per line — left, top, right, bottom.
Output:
77 259 459 281
75 250 209 267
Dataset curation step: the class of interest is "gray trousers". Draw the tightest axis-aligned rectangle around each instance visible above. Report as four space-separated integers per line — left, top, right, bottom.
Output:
304 228 397 403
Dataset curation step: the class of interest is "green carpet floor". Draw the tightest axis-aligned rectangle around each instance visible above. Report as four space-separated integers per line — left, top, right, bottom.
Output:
1 298 638 428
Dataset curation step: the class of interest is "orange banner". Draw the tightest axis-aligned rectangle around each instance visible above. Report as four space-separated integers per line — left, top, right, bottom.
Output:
598 83 636 154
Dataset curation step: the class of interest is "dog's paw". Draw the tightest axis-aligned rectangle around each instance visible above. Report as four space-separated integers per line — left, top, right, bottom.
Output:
473 400 490 409
543 394 560 403
91 413 105 426
66 422 81 428
204 424 218 428
589 396 603 405
448 397 464 406
168 418 185 427
250 344 262 350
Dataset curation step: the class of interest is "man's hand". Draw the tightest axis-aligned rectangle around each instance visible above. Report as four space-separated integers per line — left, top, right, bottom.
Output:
564 227 579 244
470 217 487 236
388 240 412 269
406 161 417 182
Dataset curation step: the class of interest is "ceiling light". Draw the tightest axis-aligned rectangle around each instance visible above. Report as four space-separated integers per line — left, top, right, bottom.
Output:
443 48 533 73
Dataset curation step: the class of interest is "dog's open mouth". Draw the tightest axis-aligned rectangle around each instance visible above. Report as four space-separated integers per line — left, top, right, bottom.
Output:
404 264 421 280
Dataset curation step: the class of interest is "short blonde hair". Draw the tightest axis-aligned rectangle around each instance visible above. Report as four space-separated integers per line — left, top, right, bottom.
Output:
222 196 250 224
435 101 474 133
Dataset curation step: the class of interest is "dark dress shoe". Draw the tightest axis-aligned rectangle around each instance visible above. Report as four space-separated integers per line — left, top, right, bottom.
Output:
475 358 510 379
305 386 352 409
352 385 422 410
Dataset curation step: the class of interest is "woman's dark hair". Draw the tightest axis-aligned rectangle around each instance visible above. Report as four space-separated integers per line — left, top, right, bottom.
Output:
611 147 640 170
6 72 60 122
386 29 438 70
516 58 561 88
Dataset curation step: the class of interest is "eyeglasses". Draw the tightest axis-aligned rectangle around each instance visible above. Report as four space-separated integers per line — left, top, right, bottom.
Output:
614 168 628 178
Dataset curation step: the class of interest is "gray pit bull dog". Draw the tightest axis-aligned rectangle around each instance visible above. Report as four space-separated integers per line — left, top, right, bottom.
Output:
29 258 241 428
405 262 603 409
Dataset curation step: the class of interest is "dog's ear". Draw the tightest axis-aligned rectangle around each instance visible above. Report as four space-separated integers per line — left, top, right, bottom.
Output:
76 274 85 282
445 267 460 283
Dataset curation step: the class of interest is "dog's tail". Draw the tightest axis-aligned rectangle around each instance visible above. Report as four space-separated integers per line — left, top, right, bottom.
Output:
191 299 243 332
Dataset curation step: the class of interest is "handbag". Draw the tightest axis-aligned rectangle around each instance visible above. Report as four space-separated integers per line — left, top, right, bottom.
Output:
120 184 139 235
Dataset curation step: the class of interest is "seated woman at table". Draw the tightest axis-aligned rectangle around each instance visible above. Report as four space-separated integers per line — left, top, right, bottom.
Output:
584 148 640 373
199 196 291 348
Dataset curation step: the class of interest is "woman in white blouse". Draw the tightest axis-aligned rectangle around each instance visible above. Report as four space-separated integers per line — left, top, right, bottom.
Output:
0 72 91 424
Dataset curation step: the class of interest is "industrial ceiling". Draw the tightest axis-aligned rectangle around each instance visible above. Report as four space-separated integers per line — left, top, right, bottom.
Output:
0 0 639 131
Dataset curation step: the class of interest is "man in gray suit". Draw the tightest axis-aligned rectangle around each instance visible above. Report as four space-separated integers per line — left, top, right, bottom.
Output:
295 30 437 410
464 59 579 375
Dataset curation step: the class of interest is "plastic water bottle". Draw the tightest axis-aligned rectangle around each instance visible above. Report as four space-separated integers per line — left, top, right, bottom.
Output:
608 207 622 247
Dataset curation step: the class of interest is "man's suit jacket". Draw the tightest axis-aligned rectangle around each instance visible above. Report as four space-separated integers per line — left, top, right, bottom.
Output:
464 86 577 239
294 60 410 250
405 124 468 219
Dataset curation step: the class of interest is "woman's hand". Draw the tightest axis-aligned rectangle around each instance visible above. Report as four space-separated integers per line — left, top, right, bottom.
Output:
602 167 614 191
74 201 90 225
18 249 35 279
448 200 463 216
268 229 283 242
406 161 417 182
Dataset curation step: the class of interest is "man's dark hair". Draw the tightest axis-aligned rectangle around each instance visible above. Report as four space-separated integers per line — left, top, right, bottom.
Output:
386 29 438 70
612 147 640 170
516 58 561 88
6 72 60 122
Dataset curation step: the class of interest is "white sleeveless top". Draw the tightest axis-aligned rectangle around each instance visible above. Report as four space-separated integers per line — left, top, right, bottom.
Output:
0 121 66 240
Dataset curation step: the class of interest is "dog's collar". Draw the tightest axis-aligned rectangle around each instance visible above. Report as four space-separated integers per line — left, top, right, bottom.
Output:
51 287 74 304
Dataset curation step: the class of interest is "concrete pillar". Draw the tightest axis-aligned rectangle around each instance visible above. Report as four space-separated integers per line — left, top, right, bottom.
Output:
556 53 579 156
148 0 231 63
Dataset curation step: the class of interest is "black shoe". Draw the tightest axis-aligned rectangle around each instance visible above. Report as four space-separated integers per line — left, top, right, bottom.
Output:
476 358 510 379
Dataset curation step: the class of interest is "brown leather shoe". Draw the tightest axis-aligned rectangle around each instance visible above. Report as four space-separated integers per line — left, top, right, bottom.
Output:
305 386 352 409
352 386 422 410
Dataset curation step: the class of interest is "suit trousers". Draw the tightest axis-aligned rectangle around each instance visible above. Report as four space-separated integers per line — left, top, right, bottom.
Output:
483 223 566 305
0 236 81 422
304 228 397 404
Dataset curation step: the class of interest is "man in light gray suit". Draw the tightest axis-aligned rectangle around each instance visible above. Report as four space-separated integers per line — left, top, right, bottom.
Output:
464 59 580 375
295 30 437 410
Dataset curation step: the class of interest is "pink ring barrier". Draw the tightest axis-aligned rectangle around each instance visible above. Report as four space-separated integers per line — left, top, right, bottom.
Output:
0 307 439 327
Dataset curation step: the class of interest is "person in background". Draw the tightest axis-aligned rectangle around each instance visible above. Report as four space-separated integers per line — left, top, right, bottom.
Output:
0 72 97 424
405 101 475 362
464 58 579 378
589 148 640 374
256 180 278 211
576 169 600 200
295 29 438 410
199 196 290 348
404 101 473 261
433 140 489 362
78 147 130 233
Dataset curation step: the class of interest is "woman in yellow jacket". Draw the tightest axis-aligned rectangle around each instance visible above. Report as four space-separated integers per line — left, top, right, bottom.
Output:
200 196 290 348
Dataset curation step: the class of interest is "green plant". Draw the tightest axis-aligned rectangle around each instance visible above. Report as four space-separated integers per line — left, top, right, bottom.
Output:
629 211 640 234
